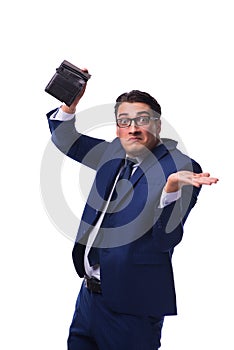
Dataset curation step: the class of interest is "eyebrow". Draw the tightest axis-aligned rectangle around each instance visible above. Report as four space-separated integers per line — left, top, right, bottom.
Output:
117 111 151 118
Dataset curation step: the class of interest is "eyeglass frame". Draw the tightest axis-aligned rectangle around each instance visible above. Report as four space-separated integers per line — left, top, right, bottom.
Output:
116 114 160 128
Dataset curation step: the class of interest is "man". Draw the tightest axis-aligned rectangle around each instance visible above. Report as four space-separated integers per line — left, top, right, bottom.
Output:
46 80 218 349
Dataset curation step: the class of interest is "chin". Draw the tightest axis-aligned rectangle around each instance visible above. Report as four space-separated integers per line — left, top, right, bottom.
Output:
126 145 146 157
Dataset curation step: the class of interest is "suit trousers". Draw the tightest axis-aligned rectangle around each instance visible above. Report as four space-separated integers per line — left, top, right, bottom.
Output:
67 281 164 350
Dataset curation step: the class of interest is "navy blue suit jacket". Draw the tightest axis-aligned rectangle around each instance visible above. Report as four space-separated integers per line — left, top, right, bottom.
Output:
47 110 202 317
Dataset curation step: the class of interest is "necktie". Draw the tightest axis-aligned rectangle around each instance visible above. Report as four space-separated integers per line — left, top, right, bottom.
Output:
119 158 136 179
88 158 136 266
110 158 136 201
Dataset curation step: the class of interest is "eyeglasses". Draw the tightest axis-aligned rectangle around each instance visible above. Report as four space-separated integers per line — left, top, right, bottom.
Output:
116 116 159 128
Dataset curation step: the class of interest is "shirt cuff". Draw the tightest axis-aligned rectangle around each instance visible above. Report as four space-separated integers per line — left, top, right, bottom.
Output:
50 107 75 121
159 188 182 208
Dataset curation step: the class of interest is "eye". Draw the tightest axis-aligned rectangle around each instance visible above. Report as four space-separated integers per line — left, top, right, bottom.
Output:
138 116 150 124
118 118 130 125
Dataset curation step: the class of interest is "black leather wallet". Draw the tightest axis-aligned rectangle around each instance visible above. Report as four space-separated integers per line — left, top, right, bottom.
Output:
45 60 91 106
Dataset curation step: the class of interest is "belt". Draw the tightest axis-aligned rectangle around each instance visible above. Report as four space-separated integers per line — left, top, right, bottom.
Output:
84 276 102 294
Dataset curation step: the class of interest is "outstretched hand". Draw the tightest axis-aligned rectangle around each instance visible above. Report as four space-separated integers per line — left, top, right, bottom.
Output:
164 171 219 193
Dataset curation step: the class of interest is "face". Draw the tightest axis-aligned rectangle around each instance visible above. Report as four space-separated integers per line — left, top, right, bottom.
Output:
116 102 161 157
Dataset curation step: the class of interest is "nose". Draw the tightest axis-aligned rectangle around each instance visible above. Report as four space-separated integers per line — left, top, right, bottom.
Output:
128 119 140 132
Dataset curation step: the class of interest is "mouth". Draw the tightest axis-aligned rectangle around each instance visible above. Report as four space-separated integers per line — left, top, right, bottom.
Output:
128 137 142 142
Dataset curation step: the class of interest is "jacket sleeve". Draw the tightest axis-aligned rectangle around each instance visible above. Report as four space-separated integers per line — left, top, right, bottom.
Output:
46 109 109 170
152 159 202 252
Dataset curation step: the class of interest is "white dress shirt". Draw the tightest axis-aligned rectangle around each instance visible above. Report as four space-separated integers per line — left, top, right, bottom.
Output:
50 107 181 279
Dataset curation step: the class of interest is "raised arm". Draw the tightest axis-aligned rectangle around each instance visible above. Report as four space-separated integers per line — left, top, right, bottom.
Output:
47 69 109 170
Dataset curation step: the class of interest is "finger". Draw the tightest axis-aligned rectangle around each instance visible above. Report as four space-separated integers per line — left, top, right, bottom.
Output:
194 172 210 178
81 67 89 73
201 172 210 177
193 177 219 186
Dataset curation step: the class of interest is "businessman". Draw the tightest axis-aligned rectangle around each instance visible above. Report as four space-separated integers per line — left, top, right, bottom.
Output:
46 79 218 349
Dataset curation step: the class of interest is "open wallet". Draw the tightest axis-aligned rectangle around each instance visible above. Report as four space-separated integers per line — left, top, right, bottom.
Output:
45 60 91 106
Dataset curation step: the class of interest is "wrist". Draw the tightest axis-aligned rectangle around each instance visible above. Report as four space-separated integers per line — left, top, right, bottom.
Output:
164 183 180 193
164 173 181 193
61 104 76 114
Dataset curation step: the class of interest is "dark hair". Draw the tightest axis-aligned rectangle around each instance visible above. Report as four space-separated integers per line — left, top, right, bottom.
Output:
114 90 161 117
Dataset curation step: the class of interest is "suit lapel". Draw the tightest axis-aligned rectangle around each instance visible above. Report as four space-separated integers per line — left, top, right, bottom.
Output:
92 141 125 211
102 158 124 200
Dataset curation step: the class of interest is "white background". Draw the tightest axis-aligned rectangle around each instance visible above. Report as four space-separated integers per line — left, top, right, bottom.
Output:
1 0 233 349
